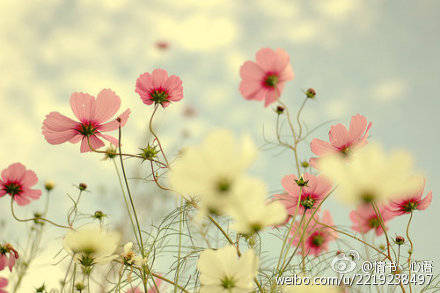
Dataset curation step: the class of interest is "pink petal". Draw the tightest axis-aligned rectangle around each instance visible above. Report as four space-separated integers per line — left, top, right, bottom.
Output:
418 191 432 210
152 69 168 88
281 175 300 196
21 170 38 187
97 133 118 146
80 135 105 153
22 188 42 200
256 48 290 73
240 61 265 81
1 163 25 183
42 112 79 132
136 72 153 96
70 92 96 123
348 114 368 141
310 139 336 156
14 194 31 206
69 134 83 144
329 124 350 149
264 88 279 107
94 89 121 124
0 189 6 197
8 254 15 271
0 255 6 271
43 128 79 145
164 75 184 102
279 63 294 81
99 109 131 132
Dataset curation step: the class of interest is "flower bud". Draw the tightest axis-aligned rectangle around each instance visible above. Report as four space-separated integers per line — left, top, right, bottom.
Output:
75 282 85 291
395 236 405 245
301 161 309 168
79 183 87 191
275 106 285 115
44 181 55 191
305 88 316 99
93 211 106 221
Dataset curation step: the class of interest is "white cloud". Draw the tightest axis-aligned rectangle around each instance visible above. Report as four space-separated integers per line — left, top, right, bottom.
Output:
372 79 407 102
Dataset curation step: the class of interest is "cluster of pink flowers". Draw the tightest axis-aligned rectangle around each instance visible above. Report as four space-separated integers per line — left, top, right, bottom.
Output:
239 46 435 256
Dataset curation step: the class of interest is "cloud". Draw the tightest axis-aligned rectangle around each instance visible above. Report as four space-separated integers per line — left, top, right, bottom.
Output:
372 79 407 102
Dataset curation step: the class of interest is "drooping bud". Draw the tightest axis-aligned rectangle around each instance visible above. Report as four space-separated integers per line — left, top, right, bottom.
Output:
275 106 285 115
395 236 405 245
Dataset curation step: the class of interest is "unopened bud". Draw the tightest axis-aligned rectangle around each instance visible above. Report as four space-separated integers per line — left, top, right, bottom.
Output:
305 88 316 99
44 181 55 191
79 183 87 191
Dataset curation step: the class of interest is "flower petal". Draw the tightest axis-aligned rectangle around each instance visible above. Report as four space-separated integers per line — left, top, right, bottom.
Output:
1 163 26 183
80 135 105 153
70 92 96 122
99 109 131 132
152 69 168 88
418 191 432 210
94 89 121 124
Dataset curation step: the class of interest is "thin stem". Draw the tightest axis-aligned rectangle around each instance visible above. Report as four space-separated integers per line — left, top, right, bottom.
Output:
148 104 169 167
117 125 150 293
10 197 71 229
174 197 184 293
406 211 414 293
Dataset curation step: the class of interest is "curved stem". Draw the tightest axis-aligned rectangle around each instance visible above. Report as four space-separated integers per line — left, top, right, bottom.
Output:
10 197 71 229
148 105 169 167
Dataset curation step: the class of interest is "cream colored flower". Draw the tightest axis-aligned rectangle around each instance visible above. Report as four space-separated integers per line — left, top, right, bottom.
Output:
228 178 287 235
197 245 258 292
318 143 423 204
169 129 257 215
63 224 120 267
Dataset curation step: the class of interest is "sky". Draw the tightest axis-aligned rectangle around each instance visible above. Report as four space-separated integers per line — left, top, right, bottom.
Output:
0 0 439 291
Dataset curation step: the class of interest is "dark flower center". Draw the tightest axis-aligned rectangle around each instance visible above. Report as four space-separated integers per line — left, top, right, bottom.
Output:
403 201 418 212
311 234 324 247
216 178 232 193
149 89 169 104
4 182 22 196
265 74 279 87
221 276 236 289
78 122 97 137
300 196 315 210
369 217 380 228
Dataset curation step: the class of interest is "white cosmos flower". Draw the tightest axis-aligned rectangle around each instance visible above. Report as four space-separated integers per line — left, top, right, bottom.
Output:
318 143 423 205
197 245 258 293
228 179 287 235
63 224 120 266
169 129 257 215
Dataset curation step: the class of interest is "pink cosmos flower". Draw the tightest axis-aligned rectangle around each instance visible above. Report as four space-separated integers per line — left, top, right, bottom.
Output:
310 114 372 167
290 210 337 256
135 69 183 108
0 277 7 293
239 48 294 107
0 163 41 206
42 89 131 153
388 180 432 216
0 243 19 272
350 205 394 236
273 173 332 217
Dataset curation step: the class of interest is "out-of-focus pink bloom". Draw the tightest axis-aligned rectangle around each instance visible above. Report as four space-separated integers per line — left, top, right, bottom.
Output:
290 210 337 256
350 205 394 236
42 89 131 153
155 41 169 50
239 48 294 107
388 180 432 216
0 277 7 293
126 288 142 293
0 163 41 206
0 243 19 272
310 114 372 167
274 173 332 217
126 278 162 293
135 69 183 108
